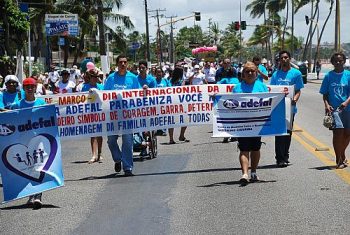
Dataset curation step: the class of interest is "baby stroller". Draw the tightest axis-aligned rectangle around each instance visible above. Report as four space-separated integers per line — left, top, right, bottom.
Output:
133 131 158 160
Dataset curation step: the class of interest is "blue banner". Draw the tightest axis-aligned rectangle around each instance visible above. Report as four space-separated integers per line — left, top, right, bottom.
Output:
212 93 287 137
0 105 64 203
46 22 69 36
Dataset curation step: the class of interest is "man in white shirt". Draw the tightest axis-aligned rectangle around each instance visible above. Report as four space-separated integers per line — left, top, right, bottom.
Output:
69 65 81 82
203 62 217 84
189 65 207 85
55 69 76 94
48 66 59 91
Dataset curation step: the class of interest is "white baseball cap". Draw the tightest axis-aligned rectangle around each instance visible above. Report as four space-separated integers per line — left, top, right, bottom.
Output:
5 75 19 84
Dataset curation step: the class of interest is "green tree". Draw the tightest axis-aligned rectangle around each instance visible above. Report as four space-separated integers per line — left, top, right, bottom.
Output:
0 0 30 57
219 22 240 59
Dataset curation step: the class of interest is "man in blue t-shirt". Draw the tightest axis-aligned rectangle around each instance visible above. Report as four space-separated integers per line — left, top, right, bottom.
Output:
270 50 304 167
253 56 269 82
137 60 157 89
104 55 140 176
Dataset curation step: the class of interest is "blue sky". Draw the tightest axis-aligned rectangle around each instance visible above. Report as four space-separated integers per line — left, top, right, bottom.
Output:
113 0 349 44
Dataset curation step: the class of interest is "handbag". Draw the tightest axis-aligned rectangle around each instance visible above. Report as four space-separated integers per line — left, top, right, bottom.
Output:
323 113 334 128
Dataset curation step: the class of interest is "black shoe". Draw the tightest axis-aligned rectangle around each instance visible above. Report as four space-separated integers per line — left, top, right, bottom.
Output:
33 193 42 210
124 170 134 177
229 137 237 142
222 138 229 143
277 162 288 168
114 161 122 173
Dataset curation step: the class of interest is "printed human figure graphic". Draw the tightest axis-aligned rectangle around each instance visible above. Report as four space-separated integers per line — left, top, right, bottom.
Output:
33 150 38 164
26 152 33 166
38 148 45 163
14 153 27 165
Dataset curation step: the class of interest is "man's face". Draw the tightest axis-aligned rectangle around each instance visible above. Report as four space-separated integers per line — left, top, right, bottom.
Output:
279 53 290 67
156 69 163 79
223 59 230 69
253 59 261 66
118 57 128 72
139 64 147 75
23 84 36 96
62 73 69 81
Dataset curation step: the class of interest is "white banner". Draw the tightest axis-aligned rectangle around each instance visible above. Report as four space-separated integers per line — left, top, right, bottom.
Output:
41 84 293 139
212 93 287 137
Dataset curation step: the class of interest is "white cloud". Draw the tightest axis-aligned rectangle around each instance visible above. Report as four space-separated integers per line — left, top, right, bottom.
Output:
114 0 349 44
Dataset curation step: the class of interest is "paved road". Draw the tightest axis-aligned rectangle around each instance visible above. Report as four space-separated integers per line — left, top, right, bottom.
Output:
1 80 349 234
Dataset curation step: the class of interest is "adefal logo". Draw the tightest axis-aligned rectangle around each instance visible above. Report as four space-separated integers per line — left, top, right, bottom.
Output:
223 99 239 109
0 124 16 136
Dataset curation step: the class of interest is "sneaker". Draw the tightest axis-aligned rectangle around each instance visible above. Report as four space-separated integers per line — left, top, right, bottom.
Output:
250 172 259 182
33 193 42 210
27 195 34 207
240 174 249 185
124 170 134 177
277 162 288 168
222 138 229 143
114 161 122 173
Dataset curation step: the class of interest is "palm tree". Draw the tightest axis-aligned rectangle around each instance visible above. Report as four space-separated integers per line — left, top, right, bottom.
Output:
210 22 220 45
248 25 270 53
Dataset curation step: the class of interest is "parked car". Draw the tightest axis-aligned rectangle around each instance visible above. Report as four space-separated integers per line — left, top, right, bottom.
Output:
296 61 308 84
345 57 350 70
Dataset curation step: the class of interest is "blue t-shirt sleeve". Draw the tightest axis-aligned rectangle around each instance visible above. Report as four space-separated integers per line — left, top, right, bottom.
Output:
293 69 304 91
103 73 114 90
319 73 329 95
270 71 277 85
150 77 157 88
0 93 4 109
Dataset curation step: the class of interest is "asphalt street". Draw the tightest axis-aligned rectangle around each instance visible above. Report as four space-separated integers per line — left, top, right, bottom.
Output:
1 79 349 235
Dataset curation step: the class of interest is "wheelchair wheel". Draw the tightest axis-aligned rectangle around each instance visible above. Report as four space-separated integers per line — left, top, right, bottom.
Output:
149 131 158 159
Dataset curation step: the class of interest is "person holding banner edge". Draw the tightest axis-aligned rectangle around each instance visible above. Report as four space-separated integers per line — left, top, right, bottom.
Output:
233 61 268 185
82 69 104 164
270 50 304 167
103 55 140 176
11 77 46 209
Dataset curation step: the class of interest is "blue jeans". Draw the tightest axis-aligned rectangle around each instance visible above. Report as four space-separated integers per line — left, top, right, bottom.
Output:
107 134 133 171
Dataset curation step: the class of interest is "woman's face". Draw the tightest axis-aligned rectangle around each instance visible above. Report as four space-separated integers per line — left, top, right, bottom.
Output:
5 80 18 93
332 55 345 69
242 66 257 84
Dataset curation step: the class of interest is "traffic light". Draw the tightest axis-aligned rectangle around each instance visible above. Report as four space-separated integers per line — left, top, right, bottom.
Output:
234 21 240 31
305 15 310 25
195 12 201 21
241 21 247 30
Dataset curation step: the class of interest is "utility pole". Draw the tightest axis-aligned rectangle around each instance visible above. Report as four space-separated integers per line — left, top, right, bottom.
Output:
334 0 340 51
169 16 175 64
150 8 166 64
291 1 294 58
308 0 313 72
239 0 242 62
144 0 151 62
208 18 212 44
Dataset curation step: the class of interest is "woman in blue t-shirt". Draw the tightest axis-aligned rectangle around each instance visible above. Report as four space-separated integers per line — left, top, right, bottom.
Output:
11 77 46 209
319 53 350 169
0 75 24 110
232 62 268 185
81 69 104 164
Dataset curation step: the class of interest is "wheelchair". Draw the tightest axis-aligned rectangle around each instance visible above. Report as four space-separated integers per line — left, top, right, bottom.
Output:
133 131 158 160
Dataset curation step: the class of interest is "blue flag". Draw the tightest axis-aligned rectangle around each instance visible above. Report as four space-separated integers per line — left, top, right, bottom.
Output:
0 105 64 203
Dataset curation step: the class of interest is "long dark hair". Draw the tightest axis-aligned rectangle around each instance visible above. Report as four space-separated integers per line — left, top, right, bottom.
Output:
171 67 183 84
